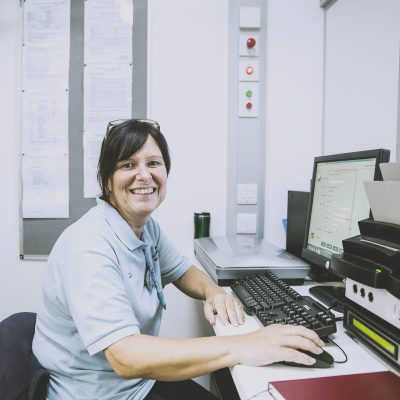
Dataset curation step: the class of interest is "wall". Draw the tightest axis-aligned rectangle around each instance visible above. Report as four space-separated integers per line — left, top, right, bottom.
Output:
263 1 324 248
323 0 400 157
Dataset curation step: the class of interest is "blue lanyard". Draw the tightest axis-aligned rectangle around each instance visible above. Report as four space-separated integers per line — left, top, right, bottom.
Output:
143 247 166 310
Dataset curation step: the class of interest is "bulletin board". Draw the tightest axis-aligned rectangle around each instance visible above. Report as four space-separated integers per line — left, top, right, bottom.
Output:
20 0 148 259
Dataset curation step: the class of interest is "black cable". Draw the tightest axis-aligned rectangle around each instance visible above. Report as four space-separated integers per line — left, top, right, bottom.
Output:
326 301 344 321
328 337 348 364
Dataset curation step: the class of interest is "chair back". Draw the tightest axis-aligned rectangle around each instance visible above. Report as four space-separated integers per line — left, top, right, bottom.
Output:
0 312 49 400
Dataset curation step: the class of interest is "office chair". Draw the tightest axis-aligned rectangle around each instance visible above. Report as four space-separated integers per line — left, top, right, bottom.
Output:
0 312 49 400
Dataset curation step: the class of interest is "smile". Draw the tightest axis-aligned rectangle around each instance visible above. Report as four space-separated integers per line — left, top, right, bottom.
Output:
130 187 156 195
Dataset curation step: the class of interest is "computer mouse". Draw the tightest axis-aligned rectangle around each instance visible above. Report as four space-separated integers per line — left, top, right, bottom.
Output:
279 348 334 368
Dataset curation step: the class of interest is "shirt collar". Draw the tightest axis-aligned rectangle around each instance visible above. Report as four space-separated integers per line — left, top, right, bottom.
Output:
96 197 150 251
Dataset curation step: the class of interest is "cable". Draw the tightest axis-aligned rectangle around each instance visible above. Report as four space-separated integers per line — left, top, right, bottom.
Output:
246 388 269 400
326 301 344 321
328 337 348 364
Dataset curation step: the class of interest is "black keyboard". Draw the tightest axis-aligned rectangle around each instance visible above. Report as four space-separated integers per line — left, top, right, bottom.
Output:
231 271 337 338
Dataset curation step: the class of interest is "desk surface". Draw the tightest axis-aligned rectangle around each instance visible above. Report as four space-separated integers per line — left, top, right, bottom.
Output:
214 282 392 400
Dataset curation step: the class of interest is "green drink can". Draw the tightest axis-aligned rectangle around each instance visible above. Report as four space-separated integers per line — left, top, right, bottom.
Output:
194 212 210 238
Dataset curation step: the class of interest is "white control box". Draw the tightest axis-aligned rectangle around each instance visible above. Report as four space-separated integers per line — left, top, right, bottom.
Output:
239 7 261 29
238 59 259 82
239 33 259 56
238 82 258 117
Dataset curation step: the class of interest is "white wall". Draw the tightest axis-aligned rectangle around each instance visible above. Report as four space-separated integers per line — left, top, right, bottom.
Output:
264 1 324 248
323 0 400 157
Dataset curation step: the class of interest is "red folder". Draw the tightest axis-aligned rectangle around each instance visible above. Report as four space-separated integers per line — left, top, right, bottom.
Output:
268 371 400 400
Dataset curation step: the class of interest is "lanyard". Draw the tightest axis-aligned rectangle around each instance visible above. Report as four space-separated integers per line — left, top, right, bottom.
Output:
143 247 166 310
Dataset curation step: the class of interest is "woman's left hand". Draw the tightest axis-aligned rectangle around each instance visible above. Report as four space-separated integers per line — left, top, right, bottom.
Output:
203 288 245 327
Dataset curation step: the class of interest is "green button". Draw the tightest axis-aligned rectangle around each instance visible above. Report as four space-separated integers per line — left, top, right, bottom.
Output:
375 268 381 273
246 90 253 98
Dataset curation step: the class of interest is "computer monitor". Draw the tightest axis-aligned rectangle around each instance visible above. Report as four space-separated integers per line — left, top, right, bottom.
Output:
302 149 390 311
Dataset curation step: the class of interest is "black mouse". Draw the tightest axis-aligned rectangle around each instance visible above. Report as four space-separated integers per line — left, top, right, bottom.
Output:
279 348 334 368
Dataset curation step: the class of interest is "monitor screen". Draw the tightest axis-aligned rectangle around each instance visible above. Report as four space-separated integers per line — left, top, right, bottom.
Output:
301 149 390 312
302 149 390 272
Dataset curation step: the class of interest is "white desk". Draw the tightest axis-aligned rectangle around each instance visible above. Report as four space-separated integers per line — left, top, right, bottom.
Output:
213 283 391 400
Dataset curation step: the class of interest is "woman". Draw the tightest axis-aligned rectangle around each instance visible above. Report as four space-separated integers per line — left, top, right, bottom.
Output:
33 119 324 400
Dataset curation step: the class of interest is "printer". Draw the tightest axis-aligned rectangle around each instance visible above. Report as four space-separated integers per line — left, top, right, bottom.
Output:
194 235 309 286
330 169 400 372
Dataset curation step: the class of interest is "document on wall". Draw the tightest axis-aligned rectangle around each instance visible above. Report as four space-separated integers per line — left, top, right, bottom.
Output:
83 64 132 198
22 0 70 92
21 0 70 218
21 92 69 154
83 64 133 138
84 0 133 64
23 0 70 47
83 0 133 198
22 153 69 219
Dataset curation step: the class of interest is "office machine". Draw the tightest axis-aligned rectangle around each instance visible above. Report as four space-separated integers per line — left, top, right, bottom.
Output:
301 149 390 311
330 218 400 371
194 235 309 286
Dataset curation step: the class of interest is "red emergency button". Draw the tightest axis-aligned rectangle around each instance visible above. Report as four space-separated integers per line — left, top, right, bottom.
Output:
246 66 254 75
246 102 253 110
247 37 256 49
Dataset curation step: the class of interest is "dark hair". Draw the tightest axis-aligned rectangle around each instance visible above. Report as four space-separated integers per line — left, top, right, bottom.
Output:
97 119 171 202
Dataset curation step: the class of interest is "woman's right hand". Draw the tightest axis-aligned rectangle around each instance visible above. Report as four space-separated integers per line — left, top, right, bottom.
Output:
232 324 325 367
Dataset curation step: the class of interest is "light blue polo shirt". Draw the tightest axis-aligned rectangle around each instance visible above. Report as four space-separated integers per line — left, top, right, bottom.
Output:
32 198 191 400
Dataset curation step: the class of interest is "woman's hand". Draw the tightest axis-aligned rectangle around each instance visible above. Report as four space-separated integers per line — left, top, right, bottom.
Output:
203 287 245 327
173 266 246 327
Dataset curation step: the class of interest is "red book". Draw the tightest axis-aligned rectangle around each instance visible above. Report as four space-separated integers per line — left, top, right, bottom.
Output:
268 371 400 400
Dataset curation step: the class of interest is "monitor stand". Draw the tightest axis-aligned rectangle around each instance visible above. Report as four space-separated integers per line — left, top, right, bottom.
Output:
309 285 345 313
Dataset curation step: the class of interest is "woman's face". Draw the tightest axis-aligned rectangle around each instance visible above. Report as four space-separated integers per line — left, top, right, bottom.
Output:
108 135 168 228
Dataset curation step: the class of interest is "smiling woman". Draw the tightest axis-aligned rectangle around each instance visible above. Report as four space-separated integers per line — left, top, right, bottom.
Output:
32 119 325 400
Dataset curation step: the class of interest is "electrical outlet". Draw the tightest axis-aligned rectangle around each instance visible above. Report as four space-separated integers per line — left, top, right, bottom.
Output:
236 213 257 234
237 183 257 204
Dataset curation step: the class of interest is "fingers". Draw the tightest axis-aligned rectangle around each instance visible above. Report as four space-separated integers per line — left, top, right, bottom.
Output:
213 295 230 326
204 294 245 327
271 325 324 353
278 348 317 366
284 325 325 349
203 302 216 326
225 295 245 327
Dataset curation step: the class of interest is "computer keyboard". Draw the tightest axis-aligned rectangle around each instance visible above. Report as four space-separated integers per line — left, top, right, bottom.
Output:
231 271 337 338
